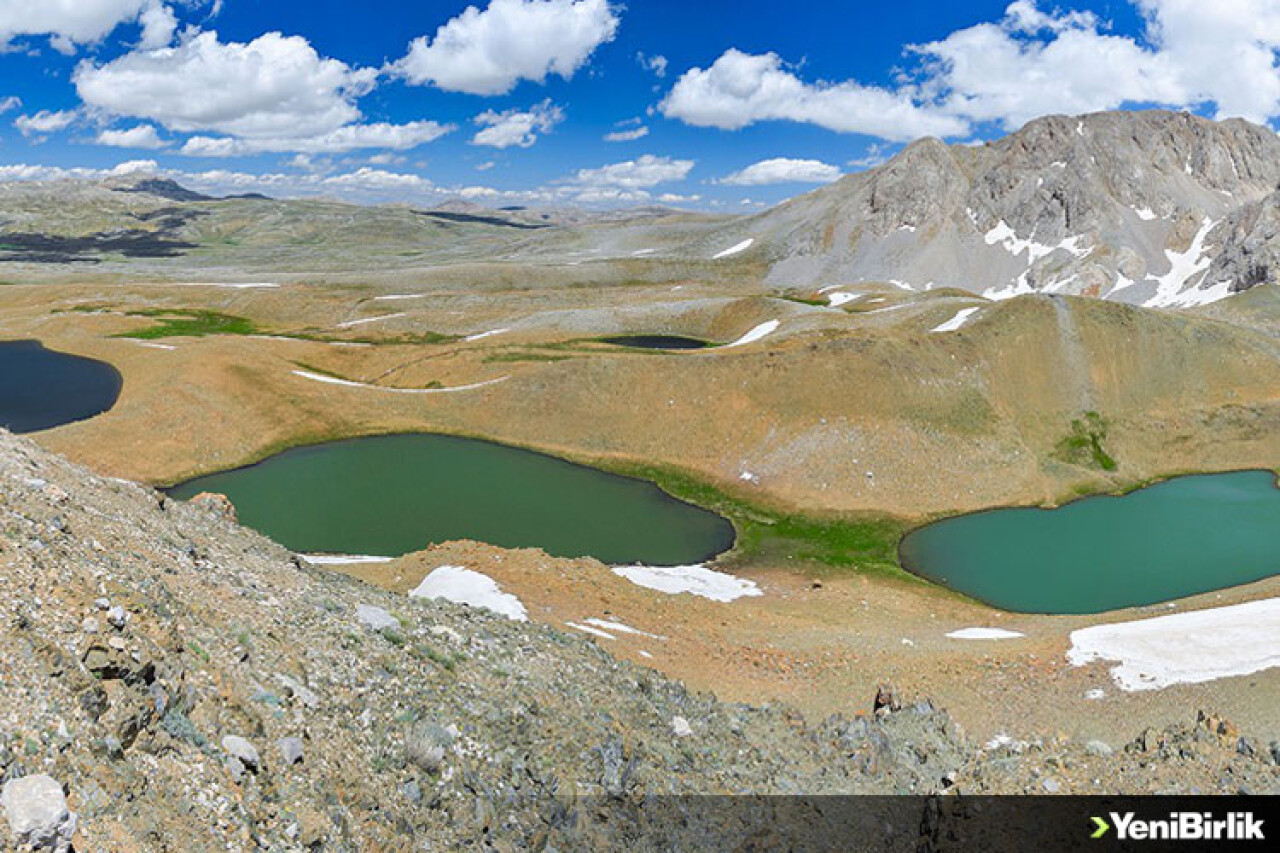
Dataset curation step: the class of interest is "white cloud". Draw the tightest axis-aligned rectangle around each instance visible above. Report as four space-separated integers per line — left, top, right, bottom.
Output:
569 154 693 189
136 1 176 49
603 126 648 142
393 0 619 95
661 48 967 141
13 109 77 137
471 99 563 148
914 0 1280 129
97 124 165 149
75 30 377 139
719 157 842 185
178 121 453 156
109 158 158 174
0 0 171 51
637 52 667 77
0 96 19 114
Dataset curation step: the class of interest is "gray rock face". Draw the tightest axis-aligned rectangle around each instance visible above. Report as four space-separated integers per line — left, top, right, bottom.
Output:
277 737 304 766
355 604 399 632
221 736 260 772
1 775 76 853
730 110 1280 307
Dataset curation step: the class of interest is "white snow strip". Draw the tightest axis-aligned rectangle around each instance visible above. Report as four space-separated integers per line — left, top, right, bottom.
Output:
1134 207 1158 221
930 307 981 333
1066 598 1280 691
984 221 1088 264
827 292 861 307
862 303 914 315
291 370 509 394
583 618 665 640
721 319 779 348
373 293 428 301
713 238 754 259
946 627 1025 640
409 565 528 621
565 622 616 640
631 248 657 256
301 554 393 566
611 564 763 603
337 313 406 329
122 339 176 350
887 279 916 291
464 328 510 342
1144 217 1216 308
638 650 654 659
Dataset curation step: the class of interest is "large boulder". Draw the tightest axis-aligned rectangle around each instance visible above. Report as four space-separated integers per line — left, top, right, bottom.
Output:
1 775 76 853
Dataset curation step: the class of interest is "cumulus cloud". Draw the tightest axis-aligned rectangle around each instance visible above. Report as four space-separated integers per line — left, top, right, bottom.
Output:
393 0 619 95
178 121 453 156
0 0 173 52
569 154 693 189
719 157 842 185
471 100 563 148
75 31 376 139
13 109 77 138
913 0 1280 128
660 49 967 141
97 124 166 149
603 126 648 142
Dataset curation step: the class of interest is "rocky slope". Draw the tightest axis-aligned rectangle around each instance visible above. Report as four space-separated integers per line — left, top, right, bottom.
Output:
0 430 1277 850
715 110 1280 306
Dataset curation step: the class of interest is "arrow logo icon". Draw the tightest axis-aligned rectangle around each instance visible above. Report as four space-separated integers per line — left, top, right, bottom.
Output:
1091 816 1111 839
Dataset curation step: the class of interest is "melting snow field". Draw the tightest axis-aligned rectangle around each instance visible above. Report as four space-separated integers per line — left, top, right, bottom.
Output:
721 319 780 348
583 618 665 640
292 370 509 394
410 565 528 621
611 564 762 602
946 627 1025 640
827 292 861 307
1143 217 1228 308
1066 598 1280 691
930 307 982 333
713 238 754 259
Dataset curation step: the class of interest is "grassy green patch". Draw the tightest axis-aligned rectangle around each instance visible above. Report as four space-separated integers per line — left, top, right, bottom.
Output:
1055 410 1118 472
115 308 258 339
608 460 911 577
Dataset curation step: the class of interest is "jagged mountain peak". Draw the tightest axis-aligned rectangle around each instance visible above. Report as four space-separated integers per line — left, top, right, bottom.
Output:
733 109 1280 307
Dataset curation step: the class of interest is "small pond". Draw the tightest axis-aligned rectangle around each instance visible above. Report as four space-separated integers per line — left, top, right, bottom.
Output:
600 335 710 350
0 340 122 433
898 471 1280 613
169 434 735 565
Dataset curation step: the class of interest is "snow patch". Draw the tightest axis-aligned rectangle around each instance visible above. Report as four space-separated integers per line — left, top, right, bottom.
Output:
713 238 754 259
611 564 762 603
946 627 1025 640
1134 207 1158 221
1066 598 1280 691
721 319 779 349
301 554 392 566
583 618 665 640
827 292 861 307
123 339 176 351
373 293 427 301
292 370 509 395
409 565 527 621
464 328 509 342
337 313 406 329
930 307 981 333
1144 218 1217 308
565 621 615 640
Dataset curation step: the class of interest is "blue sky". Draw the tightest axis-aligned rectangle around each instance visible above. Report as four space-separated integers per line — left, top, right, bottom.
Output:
0 1 1274 209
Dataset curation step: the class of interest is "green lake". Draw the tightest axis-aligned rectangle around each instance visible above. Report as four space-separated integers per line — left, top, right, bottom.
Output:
168 434 735 565
898 471 1280 614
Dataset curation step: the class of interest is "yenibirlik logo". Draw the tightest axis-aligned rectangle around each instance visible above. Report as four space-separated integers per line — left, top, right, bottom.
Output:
1091 812 1265 842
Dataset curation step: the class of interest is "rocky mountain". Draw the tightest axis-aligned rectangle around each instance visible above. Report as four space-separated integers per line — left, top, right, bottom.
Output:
0 431 1277 849
716 110 1280 307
